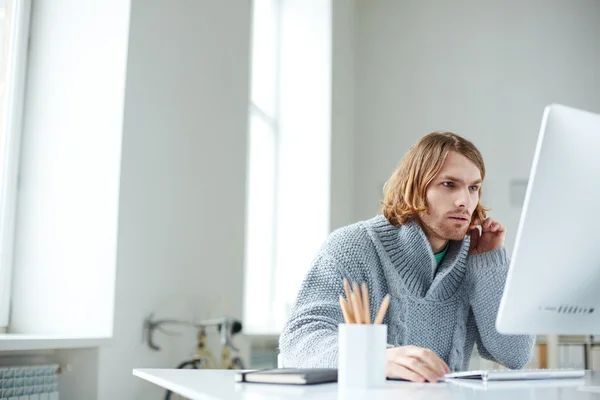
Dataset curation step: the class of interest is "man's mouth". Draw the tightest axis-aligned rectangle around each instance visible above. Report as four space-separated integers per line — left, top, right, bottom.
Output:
448 216 469 223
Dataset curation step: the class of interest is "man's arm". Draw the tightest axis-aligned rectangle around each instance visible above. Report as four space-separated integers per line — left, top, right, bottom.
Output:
278 253 346 368
468 247 535 369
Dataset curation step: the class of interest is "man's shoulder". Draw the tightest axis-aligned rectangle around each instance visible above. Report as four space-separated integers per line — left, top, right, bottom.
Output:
323 215 384 255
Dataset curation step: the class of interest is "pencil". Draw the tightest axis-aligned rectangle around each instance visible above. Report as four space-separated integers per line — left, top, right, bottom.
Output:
350 292 363 324
361 282 371 324
374 294 391 325
339 295 352 323
342 278 355 321
351 282 363 323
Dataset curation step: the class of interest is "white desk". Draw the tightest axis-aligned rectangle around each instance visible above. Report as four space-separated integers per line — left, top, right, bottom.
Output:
133 369 600 399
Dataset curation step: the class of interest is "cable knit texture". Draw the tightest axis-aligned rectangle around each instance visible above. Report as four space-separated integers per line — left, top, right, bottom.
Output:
279 215 535 371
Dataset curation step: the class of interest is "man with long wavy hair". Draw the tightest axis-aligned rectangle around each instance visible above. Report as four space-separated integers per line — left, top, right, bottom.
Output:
279 132 535 382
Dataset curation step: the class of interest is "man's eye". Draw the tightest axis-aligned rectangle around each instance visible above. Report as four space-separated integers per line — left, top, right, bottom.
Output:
442 182 454 188
469 186 479 192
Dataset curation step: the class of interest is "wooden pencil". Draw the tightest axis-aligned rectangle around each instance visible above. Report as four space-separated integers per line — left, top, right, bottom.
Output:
339 295 352 323
350 292 363 324
361 282 371 324
374 294 391 325
342 278 355 321
351 282 363 323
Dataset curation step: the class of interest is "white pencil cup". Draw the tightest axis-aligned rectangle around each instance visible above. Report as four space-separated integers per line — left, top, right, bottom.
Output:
338 323 387 389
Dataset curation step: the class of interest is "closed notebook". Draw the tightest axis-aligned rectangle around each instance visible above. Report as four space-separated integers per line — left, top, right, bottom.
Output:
235 368 338 385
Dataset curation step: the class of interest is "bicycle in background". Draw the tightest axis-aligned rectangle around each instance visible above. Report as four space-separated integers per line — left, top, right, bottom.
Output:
144 315 245 400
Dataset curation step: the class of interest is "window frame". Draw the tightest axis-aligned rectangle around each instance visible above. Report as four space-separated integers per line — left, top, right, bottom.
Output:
0 0 32 329
243 0 281 334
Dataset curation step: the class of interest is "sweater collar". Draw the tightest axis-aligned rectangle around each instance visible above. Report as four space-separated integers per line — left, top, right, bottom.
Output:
368 214 470 301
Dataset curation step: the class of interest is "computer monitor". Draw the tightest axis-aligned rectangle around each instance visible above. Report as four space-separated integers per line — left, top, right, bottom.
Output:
496 103 600 335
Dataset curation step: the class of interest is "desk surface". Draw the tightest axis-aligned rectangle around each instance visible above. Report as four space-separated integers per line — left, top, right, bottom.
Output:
133 369 600 399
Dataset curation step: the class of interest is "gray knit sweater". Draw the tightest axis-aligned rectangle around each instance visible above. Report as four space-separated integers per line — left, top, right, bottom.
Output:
279 215 535 372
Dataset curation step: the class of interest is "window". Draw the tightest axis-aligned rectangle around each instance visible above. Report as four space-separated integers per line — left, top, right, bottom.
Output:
0 0 32 329
244 0 331 334
244 0 279 334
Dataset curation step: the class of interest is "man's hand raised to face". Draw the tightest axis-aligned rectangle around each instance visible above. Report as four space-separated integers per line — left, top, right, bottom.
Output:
468 217 506 256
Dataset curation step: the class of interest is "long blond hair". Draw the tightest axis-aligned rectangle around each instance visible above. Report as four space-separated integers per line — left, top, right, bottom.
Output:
381 131 488 226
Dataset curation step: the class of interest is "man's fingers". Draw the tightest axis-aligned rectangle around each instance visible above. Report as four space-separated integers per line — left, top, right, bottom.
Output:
484 220 505 234
494 222 506 233
469 227 480 248
406 346 449 375
395 356 442 383
483 217 508 232
386 362 425 383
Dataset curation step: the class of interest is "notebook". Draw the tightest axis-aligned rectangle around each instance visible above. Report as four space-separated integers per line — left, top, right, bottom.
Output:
235 368 338 385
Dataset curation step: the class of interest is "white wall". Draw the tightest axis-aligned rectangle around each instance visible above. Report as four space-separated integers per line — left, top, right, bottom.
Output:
330 0 356 230
353 0 600 252
97 1 251 399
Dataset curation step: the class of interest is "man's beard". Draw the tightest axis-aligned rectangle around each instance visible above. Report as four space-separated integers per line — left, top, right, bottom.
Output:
419 213 470 241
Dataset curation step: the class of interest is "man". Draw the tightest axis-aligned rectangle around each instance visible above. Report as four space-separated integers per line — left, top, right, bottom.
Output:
279 131 534 383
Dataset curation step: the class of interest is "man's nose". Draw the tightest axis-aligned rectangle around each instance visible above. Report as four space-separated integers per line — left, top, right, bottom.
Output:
454 188 471 209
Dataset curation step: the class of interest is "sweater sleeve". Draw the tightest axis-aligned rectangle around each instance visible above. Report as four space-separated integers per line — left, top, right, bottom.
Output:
468 247 535 369
278 253 346 368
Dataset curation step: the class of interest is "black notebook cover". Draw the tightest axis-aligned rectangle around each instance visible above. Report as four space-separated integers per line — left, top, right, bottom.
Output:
235 368 338 385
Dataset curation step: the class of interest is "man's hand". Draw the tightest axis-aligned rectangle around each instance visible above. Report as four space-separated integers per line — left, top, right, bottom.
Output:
385 345 450 383
469 217 506 255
